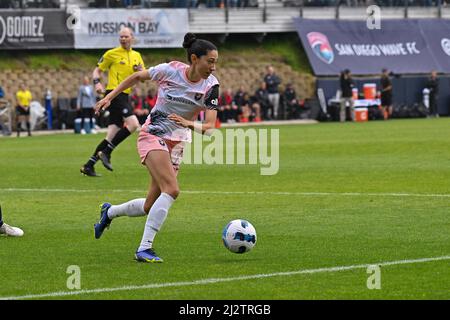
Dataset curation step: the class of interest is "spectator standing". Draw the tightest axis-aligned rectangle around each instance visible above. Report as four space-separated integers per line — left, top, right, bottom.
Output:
339 69 354 122
264 65 282 119
15 83 32 137
426 70 439 118
77 76 97 134
380 68 393 120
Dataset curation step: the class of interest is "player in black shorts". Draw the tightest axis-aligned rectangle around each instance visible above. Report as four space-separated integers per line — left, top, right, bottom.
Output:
80 27 144 177
15 83 32 137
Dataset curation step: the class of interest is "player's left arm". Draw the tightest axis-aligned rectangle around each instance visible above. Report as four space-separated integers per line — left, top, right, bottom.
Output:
168 84 219 134
168 109 217 134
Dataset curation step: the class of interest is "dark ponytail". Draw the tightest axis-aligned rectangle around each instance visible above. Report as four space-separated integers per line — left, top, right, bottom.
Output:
183 33 217 64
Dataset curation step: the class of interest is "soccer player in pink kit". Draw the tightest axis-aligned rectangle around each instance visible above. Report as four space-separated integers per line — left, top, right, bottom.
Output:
93 33 219 263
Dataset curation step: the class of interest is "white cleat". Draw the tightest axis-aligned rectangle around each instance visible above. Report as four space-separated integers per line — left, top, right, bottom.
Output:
90 128 98 134
80 129 87 135
0 223 24 237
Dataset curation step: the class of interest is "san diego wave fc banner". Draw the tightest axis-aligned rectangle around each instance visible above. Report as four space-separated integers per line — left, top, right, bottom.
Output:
74 9 188 49
293 18 450 76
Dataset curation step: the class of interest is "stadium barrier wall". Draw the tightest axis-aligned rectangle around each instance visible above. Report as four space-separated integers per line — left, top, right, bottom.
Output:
0 9 73 49
317 76 450 117
294 18 450 76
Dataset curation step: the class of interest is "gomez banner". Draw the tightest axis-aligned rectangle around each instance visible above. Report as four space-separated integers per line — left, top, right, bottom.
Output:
0 10 73 49
293 18 450 76
74 9 188 49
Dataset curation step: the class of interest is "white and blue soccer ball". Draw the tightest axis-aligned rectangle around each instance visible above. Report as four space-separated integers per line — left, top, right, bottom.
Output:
222 219 257 254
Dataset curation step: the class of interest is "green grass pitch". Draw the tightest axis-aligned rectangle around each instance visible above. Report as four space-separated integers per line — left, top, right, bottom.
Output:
0 118 449 300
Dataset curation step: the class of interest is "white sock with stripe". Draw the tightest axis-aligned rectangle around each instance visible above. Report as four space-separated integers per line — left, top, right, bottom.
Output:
137 193 175 252
107 198 146 219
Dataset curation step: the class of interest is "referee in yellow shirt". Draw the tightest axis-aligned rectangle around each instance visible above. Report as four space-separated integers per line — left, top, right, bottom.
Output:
16 83 33 137
81 27 144 177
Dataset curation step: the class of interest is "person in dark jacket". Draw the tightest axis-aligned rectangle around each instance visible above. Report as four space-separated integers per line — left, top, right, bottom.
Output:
254 82 272 120
264 65 282 119
426 70 439 118
283 82 301 119
380 68 393 120
340 69 354 122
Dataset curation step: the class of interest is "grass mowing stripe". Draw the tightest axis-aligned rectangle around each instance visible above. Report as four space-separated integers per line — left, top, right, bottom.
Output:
1 188 450 198
2 255 449 300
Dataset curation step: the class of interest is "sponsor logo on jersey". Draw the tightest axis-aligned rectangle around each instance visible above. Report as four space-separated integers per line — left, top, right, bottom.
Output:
194 93 203 101
166 94 196 106
307 32 334 64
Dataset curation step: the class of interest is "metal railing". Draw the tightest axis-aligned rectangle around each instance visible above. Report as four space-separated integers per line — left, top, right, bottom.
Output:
0 0 446 22
1 0 447 8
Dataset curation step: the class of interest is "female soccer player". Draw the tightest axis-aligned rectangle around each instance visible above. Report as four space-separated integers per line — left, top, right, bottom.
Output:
93 33 219 263
0 205 24 237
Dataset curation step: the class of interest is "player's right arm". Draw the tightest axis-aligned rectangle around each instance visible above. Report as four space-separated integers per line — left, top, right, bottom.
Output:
93 50 114 94
95 70 150 114
92 67 105 94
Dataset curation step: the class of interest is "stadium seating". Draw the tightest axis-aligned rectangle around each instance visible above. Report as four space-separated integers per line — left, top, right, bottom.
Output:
0 62 315 126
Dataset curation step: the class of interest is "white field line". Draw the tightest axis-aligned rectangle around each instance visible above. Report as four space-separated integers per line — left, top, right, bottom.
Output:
1 255 449 300
1 188 450 198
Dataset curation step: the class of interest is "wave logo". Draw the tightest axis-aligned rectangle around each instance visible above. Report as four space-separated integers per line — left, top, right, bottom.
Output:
307 32 334 64
441 38 450 57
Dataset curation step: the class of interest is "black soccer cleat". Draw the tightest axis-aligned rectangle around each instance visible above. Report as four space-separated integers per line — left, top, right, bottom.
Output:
80 165 101 177
97 151 113 171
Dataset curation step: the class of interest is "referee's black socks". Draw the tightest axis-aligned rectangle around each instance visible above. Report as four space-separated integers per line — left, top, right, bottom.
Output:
103 127 131 155
85 128 132 167
85 139 109 167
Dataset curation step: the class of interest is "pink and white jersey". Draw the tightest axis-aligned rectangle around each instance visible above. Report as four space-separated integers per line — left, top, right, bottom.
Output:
144 61 220 142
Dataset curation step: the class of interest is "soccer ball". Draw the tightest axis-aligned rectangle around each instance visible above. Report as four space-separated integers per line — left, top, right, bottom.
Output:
222 219 257 254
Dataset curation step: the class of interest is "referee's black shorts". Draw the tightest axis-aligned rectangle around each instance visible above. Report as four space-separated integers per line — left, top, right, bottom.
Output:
105 91 134 127
16 105 30 116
